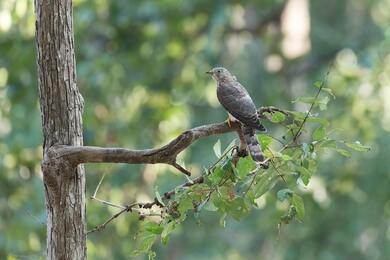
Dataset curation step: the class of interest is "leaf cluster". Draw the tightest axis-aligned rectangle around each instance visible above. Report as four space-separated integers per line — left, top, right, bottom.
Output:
130 77 371 256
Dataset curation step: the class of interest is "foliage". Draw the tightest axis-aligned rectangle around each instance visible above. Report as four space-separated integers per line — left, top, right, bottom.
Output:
127 82 369 257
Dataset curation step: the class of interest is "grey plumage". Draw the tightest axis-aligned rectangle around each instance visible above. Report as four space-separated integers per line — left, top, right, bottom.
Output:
242 126 264 162
216 80 266 132
207 67 266 164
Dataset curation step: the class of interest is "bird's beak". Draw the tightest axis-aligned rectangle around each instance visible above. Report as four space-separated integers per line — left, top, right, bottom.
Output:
206 71 212 75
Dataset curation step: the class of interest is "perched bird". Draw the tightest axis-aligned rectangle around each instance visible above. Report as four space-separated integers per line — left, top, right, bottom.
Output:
207 67 267 166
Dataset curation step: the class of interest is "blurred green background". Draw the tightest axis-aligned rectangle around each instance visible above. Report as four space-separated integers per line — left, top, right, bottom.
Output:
1 0 390 259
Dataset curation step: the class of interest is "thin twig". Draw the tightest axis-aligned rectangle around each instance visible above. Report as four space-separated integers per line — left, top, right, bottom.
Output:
293 68 330 142
171 162 192 176
93 173 105 198
91 197 126 210
91 173 127 209
270 160 287 184
243 173 258 195
208 144 237 172
268 135 287 146
198 173 231 210
88 146 237 233
87 202 141 234
87 207 128 234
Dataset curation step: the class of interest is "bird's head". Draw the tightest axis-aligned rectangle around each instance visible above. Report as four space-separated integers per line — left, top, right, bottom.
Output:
206 67 235 82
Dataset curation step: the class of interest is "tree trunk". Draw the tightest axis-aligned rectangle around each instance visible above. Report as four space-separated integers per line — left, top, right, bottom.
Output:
35 0 86 258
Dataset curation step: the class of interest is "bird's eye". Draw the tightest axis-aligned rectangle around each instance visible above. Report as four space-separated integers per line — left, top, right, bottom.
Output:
217 70 221 73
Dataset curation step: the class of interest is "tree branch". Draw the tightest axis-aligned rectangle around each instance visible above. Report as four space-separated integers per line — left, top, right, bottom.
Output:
45 106 288 176
86 68 330 235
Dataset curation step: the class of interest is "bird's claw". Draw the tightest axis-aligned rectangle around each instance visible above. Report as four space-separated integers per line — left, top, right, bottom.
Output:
225 118 232 128
259 160 269 169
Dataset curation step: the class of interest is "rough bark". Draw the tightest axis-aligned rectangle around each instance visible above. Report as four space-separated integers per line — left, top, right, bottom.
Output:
35 0 86 259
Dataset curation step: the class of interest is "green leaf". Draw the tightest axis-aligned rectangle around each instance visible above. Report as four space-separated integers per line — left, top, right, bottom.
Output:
289 111 306 120
161 221 176 245
211 190 251 220
131 234 157 256
219 160 235 182
298 166 312 185
187 184 209 204
314 81 323 88
235 157 256 179
269 150 293 161
258 134 272 149
142 221 163 235
178 195 194 214
263 149 273 159
211 193 227 212
219 213 227 227
155 190 165 207
207 166 225 185
277 189 293 202
270 111 286 123
335 148 351 157
148 251 157 260
318 96 330 111
196 199 208 212
203 201 218 211
252 173 279 198
313 126 326 141
321 87 336 99
281 154 293 161
223 197 251 220
319 140 355 157
344 141 371 152
319 139 337 149
305 117 329 126
222 159 234 173
289 110 329 126
292 96 316 104
280 206 297 224
291 194 305 221
213 139 222 158
292 95 329 110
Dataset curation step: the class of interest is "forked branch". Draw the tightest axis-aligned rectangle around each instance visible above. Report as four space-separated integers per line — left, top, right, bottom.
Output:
45 106 288 176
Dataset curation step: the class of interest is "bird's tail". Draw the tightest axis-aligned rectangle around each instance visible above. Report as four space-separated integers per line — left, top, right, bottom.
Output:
243 126 267 166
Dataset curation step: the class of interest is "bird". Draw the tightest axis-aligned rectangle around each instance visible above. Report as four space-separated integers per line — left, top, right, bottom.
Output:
206 67 267 166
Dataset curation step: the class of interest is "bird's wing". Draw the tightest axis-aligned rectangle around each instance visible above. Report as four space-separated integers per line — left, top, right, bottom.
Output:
217 81 262 130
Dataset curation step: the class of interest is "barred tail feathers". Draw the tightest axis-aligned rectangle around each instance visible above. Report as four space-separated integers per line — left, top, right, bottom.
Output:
243 126 264 162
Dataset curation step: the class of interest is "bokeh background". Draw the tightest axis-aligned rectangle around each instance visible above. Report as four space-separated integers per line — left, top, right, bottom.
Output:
1 0 390 259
